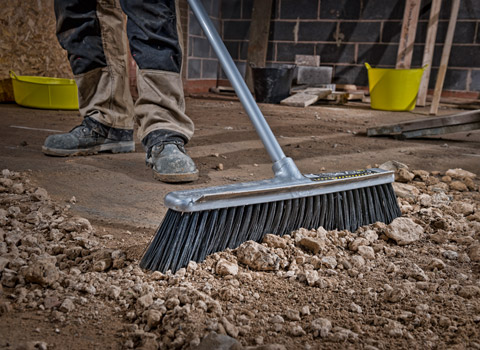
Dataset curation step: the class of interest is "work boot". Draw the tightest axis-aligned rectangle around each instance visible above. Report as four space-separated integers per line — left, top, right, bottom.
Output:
146 141 199 183
42 117 134 156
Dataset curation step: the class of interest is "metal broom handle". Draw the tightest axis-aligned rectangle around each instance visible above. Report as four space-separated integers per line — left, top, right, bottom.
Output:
187 0 287 164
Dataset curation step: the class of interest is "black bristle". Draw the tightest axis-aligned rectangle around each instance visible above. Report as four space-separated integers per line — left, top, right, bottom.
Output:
140 183 402 273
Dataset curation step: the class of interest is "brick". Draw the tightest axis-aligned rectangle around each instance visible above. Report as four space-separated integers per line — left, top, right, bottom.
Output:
358 44 398 66
202 59 219 79
316 43 355 64
435 21 477 44
239 41 249 60
382 21 402 43
222 0 242 19
448 45 480 68
266 42 275 61
320 0 361 19
187 59 202 79
340 22 381 42
296 66 333 84
224 41 239 60
220 61 247 79
280 0 318 20
192 37 211 58
223 20 250 40
277 43 315 62
334 65 369 86
470 70 480 91
188 13 203 36
242 0 254 19
207 0 221 17
428 68 468 90
359 0 405 20
298 21 337 42
269 21 297 41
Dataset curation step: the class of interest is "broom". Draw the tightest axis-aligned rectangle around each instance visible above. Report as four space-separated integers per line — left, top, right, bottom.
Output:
140 0 402 273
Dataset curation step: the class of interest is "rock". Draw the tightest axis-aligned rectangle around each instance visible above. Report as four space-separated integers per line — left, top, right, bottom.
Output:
408 263 429 281
427 258 446 271
449 181 468 192
350 255 365 268
349 238 369 252
288 324 306 337
0 257 8 272
392 183 420 199
358 246 375 260
379 161 408 171
22 254 60 287
262 234 288 249
458 286 480 299
269 315 285 324
321 256 337 269
12 183 24 194
236 241 280 271
107 285 122 300
0 301 13 315
216 259 238 276
32 188 50 201
468 244 480 262
350 302 362 313
385 217 423 245
451 202 475 216
191 332 241 350
137 294 154 309
303 270 319 286
285 309 301 321
59 298 75 313
44 295 61 309
442 250 458 260
310 318 332 338
297 237 324 254
146 310 163 329
221 317 239 338
395 168 414 183
445 168 476 179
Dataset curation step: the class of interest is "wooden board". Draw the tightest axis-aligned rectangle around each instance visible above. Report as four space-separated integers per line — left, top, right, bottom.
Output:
244 0 273 91
396 0 421 69
367 109 480 138
417 0 442 106
280 89 331 107
429 0 460 115
0 79 14 102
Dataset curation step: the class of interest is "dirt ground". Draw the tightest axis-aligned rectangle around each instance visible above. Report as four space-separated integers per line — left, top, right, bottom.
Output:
0 96 479 349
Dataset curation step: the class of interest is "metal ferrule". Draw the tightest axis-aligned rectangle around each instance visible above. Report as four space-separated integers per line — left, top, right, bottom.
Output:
165 167 395 212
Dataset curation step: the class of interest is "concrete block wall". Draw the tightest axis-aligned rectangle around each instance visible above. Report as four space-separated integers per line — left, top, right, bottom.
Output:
185 0 480 94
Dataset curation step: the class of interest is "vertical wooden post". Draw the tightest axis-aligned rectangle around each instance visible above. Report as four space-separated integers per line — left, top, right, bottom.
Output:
417 0 442 107
396 0 421 69
429 0 460 115
245 0 273 92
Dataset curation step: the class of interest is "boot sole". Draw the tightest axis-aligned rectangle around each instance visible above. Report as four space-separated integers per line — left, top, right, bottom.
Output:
153 169 199 183
42 141 135 157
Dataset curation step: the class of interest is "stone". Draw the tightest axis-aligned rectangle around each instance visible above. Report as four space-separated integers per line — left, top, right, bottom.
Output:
216 259 238 276
357 246 375 260
408 263 429 282
236 241 280 271
288 324 306 337
427 258 445 271
32 188 50 201
285 309 301 321
0 301 13 315
22 254 60 287
450 202 475 216
458 286 480 299
445 168 476 179
392 183 420 199
468 244 480 262
449 181 468 192
379 161 408 171
349 238 369 252
59 298 75 313
262 234 288 249
137 294 154 309
146 310 163 329
310 318 332 338
385 217 423 245
321 256 337 269
191 332 241 350
396 168 415 183
442 250 458 260
221 317 239 338
296 66 333 85
297 237 324 254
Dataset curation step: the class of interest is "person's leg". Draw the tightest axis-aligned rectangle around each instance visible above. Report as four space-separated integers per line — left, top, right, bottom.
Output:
121 0 197 182
43 0 134 156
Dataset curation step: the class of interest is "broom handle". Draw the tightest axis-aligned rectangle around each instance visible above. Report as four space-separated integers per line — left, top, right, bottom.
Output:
187 0 287 165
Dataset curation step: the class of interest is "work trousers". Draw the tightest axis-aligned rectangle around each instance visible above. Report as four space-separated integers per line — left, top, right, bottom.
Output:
54 0 194 144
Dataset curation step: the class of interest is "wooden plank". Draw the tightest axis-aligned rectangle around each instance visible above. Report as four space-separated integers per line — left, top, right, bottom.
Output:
401 122 480 138
396 0 421 69
244 0 273 92
367 109 480 136
417 0 442 106
280 89 331 107
429 0 460 115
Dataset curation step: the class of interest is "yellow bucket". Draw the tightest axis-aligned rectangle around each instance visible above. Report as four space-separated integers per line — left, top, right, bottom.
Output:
9 71 78 110
365 63 425 111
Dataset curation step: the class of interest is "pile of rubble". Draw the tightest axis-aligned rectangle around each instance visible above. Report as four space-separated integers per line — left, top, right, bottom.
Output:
0 165 479 349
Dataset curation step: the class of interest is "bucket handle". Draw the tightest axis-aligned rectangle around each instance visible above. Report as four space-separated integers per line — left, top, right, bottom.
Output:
365 63 372 70
9 70 18 80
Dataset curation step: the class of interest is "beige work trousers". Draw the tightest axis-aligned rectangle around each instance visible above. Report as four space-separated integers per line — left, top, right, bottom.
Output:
74 0 194 142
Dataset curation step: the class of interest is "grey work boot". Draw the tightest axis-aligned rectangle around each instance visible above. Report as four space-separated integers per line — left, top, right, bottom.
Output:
146 142 199 183
42 117 134 156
